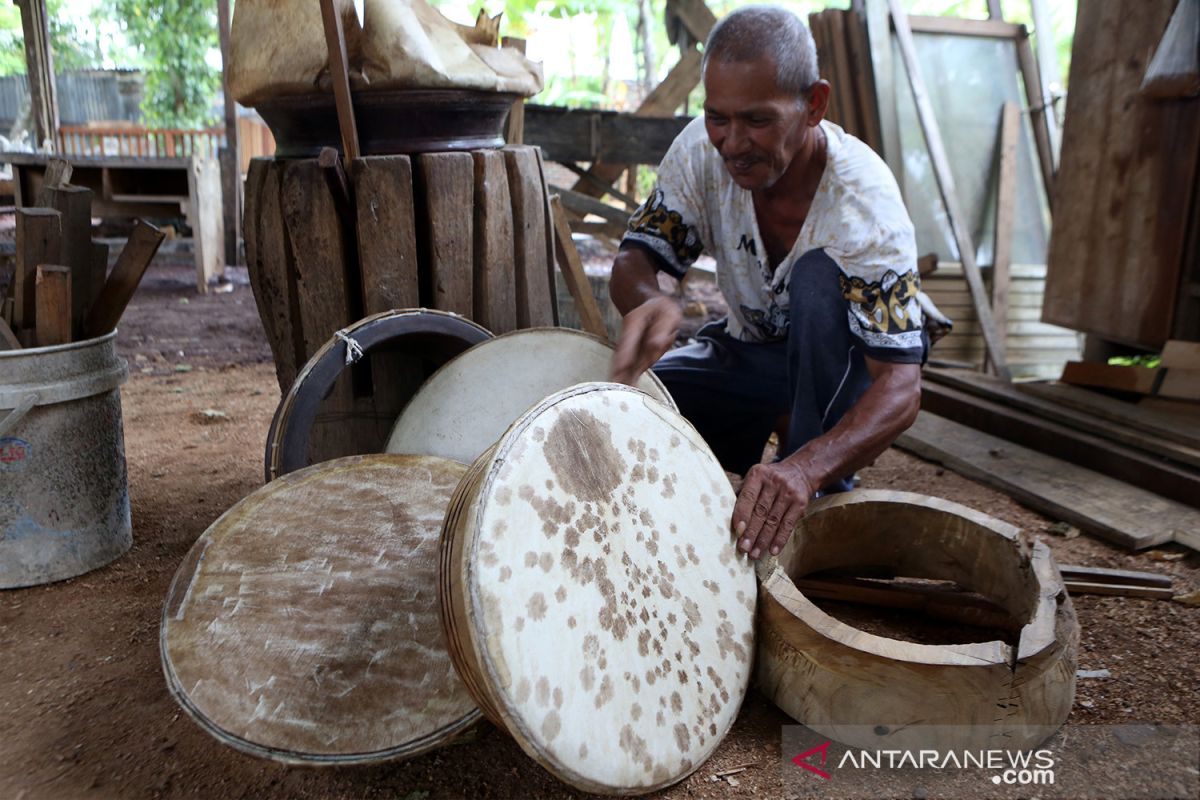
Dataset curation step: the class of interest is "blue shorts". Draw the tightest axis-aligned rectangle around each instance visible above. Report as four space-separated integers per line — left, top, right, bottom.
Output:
651 249 925 491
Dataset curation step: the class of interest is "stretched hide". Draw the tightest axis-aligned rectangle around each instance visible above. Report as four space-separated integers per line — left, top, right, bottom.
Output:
229 0 541 106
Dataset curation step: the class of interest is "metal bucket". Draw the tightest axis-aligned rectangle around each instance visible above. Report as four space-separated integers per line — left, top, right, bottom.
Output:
0 331 131 588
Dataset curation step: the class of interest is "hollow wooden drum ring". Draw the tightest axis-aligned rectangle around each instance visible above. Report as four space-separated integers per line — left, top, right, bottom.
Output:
385 328 676 466
440 383 755 795
161 454 480 765
756 490 1079 753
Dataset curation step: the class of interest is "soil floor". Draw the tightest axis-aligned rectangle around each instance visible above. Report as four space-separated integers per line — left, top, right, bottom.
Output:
2 250 1198 800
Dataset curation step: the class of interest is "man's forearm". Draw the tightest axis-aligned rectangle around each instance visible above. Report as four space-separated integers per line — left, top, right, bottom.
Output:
782 360 921 491
611 247 669 315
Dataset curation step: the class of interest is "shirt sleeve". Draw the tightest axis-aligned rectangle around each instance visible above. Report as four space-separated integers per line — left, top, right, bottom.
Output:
620 131 709 279
837 223 928 364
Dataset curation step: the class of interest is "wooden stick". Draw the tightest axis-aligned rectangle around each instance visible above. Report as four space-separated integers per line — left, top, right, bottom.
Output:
1065 582 1176 600
35 265 72 347
318 0 360 161
986 102 1019 375
83 220 166 337
1059 564 1172 588
0 317 20 350
888 0 1011 380
550 194 608 340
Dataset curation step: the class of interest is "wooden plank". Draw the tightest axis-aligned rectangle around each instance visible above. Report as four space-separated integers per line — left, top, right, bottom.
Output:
503 146 555 328
919 380 1200 508
828 11 861 136
524 105 692 167
904 14 1023 39
1016 30 1056 205
83 219 165 337
34 264 71 346
0 318 20 350
1066 582 1176 600
318 0 360 161
14 0 59 152
550 194 607 339
896 412 1200 551
417 153 475 319
1140 0 1200 99
845 5 883 153
218 0 240 267
188 155 225 292
13 207 61 330
533 147 559 326
865 0 903 173
352 156 420 312
668 0 717 43
1058 564 1173 589
889 0 1009 379
987 102 1020 374
35 157 71 204
502 37 527 144
925 367 1200 469
42 184 92 335
472 150 517 335
1161 340 1200 370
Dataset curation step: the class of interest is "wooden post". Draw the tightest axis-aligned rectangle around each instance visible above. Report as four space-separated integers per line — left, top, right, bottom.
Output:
13 207 61 330
84 220 166 337
550 195 608 340
888 0 1011 380
188 154 226 291
986 102 1019 375
1016 28 1057 203
14 0 58 151
41 184 93 335
502 37 527 144
1028 0 1061 154
34 265 71 346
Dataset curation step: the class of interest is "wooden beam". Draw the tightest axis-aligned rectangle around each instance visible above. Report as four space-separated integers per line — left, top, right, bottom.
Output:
217 0 241 267
550 185 630 228
84 219 166 337
523 105 691 167
888 0 1010 379
987 102 1019 374
41 184 93 336
896 412 1200 551
904 14 1023 39
318 0 360 162
34 264 71 346
13 207 61 331
503 146 555 328
986 0 1003 20
1028 0 1063 153
864 0 903 175
668 0 717 44
14 0 58 151
417 153 474 318
1016 29 1057 202
550 194 608 339
473 150 517 334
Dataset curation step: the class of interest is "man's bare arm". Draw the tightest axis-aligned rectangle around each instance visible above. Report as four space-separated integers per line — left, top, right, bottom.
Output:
731 357 921 558
610 247 683 385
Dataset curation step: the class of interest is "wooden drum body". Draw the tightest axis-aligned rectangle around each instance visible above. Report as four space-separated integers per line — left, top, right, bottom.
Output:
756 490 1079 753
440 383 755 794
160 455 479 764
386 328 676 465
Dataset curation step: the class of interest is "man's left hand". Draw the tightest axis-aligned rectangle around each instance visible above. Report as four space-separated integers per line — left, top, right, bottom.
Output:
731 460 816 559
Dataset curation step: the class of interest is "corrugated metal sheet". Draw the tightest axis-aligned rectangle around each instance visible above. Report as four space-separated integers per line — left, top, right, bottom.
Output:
0 70 143 128
924 262 1082 380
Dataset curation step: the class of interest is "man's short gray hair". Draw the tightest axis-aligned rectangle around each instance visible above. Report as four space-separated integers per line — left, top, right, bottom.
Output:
701 5 819 98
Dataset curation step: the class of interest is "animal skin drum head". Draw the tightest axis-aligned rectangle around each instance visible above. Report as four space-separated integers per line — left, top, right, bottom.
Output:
160 454 480 765
442 383 756 794
385 327 676 466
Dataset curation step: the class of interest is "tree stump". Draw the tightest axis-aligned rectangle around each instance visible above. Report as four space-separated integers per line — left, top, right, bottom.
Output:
244 144 558 467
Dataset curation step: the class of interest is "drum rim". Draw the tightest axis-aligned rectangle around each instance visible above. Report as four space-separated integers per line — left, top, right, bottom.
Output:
385 327 679 459
161 453 483 765
449 383 754 794
265 308 492 482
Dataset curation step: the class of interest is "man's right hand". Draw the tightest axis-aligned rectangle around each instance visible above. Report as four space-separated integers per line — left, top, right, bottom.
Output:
610 295 682 386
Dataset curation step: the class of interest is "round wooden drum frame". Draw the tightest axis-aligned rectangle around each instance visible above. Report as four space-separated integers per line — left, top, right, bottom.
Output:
756 490 1079 752
265 308 492 481
386 327 677 467
440 383 756 795
160 454 482 765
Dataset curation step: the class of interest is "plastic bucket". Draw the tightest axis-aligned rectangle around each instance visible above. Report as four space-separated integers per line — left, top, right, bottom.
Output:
0 331 131 588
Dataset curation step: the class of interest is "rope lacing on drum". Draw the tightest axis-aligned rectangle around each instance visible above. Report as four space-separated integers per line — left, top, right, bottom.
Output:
334 329 365 365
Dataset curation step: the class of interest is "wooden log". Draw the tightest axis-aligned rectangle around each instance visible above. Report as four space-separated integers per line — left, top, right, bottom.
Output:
549 195 607 339
34 264 71 346
896 411 1200 551
84 219 166 337
987 102 1019 375
41 184 92 335
472 150 517 334
13 207 61 331
888 0 1010 379
417 153 475 318
503 146 555 328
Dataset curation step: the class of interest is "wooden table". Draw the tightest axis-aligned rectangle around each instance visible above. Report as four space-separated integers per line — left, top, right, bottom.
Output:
3 152 224 292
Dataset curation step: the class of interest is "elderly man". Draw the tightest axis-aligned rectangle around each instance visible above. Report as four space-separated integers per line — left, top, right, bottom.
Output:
609 5 925 561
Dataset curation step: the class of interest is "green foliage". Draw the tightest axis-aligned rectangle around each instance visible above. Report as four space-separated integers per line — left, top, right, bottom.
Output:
102 0 219 127
0 5 25 76
0 0 108 77
1108 355 1162 368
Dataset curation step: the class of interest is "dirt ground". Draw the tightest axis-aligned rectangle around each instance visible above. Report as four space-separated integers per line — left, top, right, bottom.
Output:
2 248 1198 800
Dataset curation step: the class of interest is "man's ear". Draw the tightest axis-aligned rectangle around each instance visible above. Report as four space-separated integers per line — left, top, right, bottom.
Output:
806 80 832 126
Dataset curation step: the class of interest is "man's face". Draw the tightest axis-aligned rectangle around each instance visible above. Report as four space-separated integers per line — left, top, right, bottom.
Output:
702 57 810 191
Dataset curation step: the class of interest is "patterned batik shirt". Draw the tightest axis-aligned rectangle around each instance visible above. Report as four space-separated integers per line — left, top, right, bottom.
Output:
622 117 924 362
